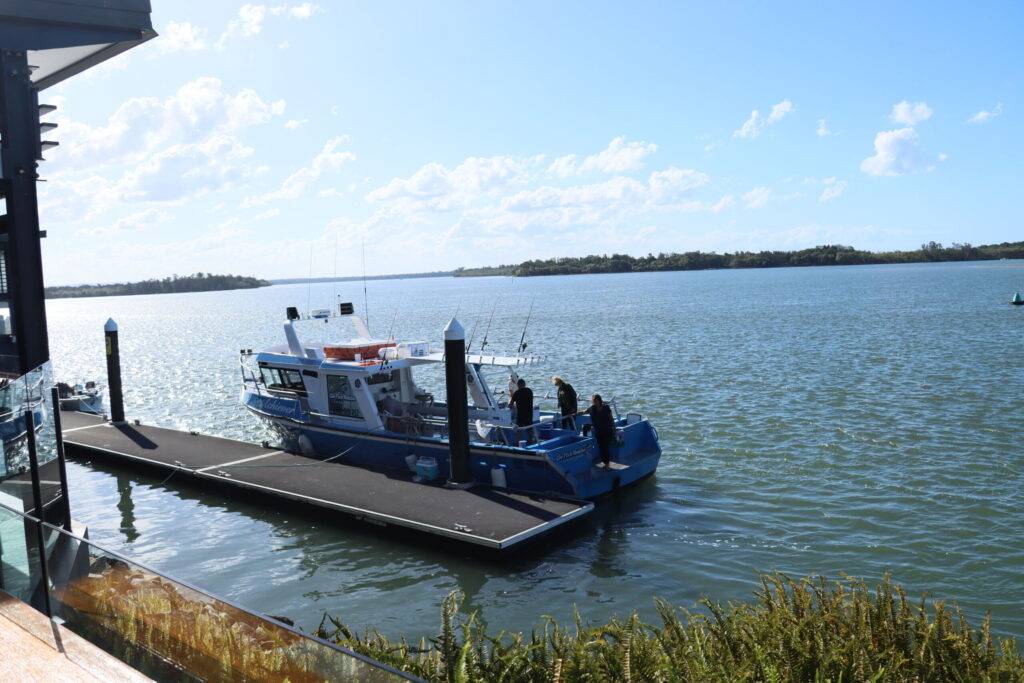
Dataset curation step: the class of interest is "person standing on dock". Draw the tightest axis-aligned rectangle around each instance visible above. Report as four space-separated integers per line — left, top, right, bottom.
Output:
510 378 534 442
552 376 578 430
586 394 616 468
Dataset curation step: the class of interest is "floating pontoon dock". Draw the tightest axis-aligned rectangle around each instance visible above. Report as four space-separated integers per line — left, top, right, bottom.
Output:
59 411 593 552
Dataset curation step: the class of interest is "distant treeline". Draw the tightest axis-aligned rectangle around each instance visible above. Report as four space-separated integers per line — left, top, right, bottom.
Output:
453 241 1024 277
45 273 271 299
272 271 452 285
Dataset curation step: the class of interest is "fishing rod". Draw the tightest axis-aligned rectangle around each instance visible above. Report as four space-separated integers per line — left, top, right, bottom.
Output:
516 298 535 356
479 298 499 353
466 310 483 353
364 239 372 335
381 306 400 369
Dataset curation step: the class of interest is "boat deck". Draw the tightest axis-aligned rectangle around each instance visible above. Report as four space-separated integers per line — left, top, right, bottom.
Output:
60 411 592 551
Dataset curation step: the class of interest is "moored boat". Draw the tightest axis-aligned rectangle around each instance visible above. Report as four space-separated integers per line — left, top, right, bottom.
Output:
240 304 661 499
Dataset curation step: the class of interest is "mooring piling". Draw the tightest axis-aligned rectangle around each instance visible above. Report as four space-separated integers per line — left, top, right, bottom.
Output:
104 318 125 423
444 318 472 485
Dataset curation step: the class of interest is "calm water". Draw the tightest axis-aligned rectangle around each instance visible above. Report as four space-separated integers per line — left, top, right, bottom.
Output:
47 262 1024 639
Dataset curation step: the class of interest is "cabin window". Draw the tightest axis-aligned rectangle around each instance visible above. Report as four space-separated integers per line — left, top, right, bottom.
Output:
327 375 362 419
260 367 307 395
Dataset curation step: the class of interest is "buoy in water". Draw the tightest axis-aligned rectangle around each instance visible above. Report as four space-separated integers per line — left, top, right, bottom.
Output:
1012 292 1024 306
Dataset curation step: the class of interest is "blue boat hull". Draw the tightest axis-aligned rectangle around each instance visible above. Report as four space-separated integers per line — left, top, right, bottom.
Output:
243 392 660 500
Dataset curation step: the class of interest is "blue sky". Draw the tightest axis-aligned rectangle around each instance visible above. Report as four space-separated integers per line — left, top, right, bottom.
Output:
38 1 1022 284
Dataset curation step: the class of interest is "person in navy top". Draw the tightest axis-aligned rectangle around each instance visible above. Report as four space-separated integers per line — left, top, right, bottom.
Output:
585 393 616 467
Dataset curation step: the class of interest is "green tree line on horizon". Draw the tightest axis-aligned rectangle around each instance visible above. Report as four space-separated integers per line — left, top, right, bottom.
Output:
453 240 1024 277
45 272 271 299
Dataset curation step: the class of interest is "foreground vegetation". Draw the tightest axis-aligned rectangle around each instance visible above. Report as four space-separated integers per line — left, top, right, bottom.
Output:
45 272 270 298
318 574 1024 682
454 241 1024 277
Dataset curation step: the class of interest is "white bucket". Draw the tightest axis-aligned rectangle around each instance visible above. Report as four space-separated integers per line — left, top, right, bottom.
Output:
491 466 507 489
405 453 418 473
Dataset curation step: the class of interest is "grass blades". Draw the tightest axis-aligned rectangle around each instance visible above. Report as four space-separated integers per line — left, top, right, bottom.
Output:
316 574 1024 682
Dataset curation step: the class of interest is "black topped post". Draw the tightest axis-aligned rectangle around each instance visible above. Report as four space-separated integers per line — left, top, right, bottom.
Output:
105 318 124 423
444 318 472 485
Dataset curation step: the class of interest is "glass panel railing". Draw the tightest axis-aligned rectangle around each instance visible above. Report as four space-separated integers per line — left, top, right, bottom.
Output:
0 500 411 682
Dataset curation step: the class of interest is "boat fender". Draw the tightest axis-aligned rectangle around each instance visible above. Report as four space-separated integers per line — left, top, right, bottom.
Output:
298 434 315 457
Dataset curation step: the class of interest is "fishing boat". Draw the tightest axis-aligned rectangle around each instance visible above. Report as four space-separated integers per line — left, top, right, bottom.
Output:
55 381 104 414
239 305 661 499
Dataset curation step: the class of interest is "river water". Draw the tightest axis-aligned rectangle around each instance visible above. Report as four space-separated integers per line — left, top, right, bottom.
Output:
46 261 1024 639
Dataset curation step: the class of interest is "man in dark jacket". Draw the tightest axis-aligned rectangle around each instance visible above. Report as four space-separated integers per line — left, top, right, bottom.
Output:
509 378 534 443
585 393 616 467
552 375 578 430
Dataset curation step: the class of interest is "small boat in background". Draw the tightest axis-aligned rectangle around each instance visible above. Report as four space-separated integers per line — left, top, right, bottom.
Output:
1012 292 1023 306
56 381 104 414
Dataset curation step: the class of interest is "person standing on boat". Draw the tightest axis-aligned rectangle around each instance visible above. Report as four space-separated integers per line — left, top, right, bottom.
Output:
509 378 534 442
552 376 578 430
586 394 615 468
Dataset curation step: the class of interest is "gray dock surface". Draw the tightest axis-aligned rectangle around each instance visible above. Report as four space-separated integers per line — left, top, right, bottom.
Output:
60 411 592 550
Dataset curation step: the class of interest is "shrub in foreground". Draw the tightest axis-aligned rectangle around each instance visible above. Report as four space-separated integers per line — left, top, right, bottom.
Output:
317 574 1024 682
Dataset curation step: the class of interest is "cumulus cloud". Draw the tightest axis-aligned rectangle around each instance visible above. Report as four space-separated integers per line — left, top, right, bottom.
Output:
733 99 794 139
816 118 829 137
367 155 542 211
284 118 307 130
243 136 355 206
859 127 930 176
967 103 1002 124
742 187 771 209
819 177 847 202
157 21 208 53
768 100 794 124
547 136 657 177
216 3 320 48
39 77 285 219
891 100 932 126
76 209 171 237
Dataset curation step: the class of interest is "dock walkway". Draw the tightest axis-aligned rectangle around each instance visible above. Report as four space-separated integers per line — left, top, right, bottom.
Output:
60 411 592 551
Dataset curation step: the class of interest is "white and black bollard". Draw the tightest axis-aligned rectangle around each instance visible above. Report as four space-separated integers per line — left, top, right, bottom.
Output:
444 318 472 485
104 318 125 423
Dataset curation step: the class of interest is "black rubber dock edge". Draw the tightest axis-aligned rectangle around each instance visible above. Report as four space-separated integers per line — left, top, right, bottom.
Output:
60 411 593 552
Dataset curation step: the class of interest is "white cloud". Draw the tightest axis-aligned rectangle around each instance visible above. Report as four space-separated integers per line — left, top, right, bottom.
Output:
742 186 771 209
860 127 931 176
819 177 847 202
647 166 709 205
816 118 829 137
733 99 794 139
547 136 657 177
891 100 932 126
39 77 285 220
967 103 1002 124
243 136 356 206
284 118 307 130
217 3 319 48
157 21 208 53
278 2 319 19
768 99 794 124
76 209 171 237
367 154 541 210
734 110 763 139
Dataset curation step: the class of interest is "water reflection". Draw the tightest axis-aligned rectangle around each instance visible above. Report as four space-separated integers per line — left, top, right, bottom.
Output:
116 473 139 543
